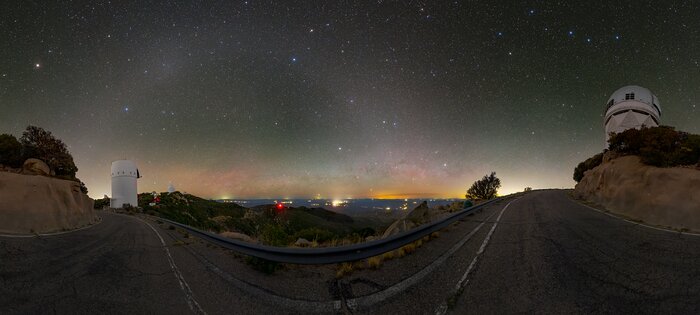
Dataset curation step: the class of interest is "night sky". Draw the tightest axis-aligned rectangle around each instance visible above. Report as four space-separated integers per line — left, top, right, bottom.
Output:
1 1 699 199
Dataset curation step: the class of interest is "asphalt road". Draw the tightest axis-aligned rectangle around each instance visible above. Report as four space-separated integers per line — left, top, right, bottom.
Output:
449 190 700 314
1 190 699 314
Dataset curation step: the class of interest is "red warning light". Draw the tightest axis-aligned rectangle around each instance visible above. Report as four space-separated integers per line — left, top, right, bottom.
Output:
276 203 285 211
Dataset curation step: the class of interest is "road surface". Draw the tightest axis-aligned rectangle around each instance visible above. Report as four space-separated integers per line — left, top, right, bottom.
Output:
1 190 699 314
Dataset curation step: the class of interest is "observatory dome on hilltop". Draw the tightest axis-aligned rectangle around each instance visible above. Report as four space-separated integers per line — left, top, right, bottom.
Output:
604 85 661 142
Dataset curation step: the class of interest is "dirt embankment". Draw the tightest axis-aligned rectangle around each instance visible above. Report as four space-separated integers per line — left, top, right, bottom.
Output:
0 172 96 234
573 154 700 232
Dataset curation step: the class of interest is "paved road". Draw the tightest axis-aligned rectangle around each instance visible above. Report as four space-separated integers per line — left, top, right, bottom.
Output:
449 190 700 314
1 190 699 314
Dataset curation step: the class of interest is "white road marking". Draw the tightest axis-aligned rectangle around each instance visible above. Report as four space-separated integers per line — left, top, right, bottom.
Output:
435 200 514 315
455 200 512 290
140 218 207 315
575 199 700 237
345 200 505 310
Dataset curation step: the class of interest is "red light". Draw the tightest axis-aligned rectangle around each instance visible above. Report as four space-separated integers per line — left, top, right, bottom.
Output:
276 203 284 210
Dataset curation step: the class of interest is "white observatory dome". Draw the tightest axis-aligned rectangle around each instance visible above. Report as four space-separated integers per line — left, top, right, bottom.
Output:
604 85 661 143
111 160 140 208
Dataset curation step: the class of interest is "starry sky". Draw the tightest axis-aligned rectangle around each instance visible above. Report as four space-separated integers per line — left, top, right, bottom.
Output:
1 1 699 199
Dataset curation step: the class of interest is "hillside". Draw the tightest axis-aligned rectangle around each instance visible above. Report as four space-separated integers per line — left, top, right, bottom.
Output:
139 192 381 246
573 126 700 232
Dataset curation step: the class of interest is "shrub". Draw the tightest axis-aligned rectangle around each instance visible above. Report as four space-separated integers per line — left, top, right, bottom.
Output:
0 134 23 167
574 126 700 183
608 126 700 167
20 126 78 178
466 172 501 200
573 152 604 182
402 243 416 255
94 197 110 209
246 256 281 274
336 262 354 278
524 187 532 192
367 256 382 269
261 224 289 246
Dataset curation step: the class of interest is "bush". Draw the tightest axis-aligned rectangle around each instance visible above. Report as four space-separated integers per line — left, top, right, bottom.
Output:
94 197 110 209
261 224 289 246
466 172 501 200
20 126 78 178
573 152 604 182
608 126 700 167
574 126 700 183
246 256 281 274
0 134 23 167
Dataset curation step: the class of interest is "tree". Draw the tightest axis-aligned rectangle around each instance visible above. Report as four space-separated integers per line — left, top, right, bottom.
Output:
0 134 23 167
466 172 501 200
573 152 604 182
20 126 78 178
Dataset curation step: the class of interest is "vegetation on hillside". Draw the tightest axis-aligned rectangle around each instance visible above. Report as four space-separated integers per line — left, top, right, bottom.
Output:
139 191 380 247
466 172 501 200
573 152 604 182
574 126 700 182
0 134 23 167
1 126 86 193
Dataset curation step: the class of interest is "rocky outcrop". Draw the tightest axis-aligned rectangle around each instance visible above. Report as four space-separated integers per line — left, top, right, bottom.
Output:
21 158 50 176
382 201 434 238
574 155 700 232
220 231 254 243
0 171 96 234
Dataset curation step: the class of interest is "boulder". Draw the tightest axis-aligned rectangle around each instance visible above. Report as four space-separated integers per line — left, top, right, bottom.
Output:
574 155 700 232
294 238 312 247
381 201 434 238
219 231 254 243
21 158 50 176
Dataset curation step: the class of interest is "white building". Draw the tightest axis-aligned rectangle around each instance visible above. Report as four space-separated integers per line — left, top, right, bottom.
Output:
604 85 661 142
110 160 140 208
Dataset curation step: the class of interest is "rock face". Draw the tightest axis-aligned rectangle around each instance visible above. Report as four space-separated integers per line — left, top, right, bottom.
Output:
21 158 50 176
574 155 700 232
0 171 96 234
382 201 434 238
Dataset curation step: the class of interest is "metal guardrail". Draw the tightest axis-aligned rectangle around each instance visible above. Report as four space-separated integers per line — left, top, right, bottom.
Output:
157 197 503 264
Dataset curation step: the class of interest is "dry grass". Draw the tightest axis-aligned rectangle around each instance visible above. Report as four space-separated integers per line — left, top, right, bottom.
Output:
367 256 382 269
402 243 416 255
396 247 406 258
430 231 440 239
336 262 354 278
382 250 395 261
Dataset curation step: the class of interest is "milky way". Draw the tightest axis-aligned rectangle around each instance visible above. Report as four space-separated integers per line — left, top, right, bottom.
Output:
1 1 699 199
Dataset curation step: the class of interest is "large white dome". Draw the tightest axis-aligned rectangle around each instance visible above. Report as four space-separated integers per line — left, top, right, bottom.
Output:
605 85 661 115
603 85 662 144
